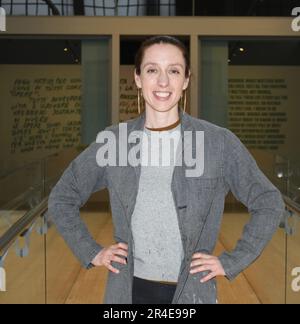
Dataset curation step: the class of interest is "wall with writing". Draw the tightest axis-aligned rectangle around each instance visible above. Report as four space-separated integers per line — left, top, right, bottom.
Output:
119 65 138 122
0 65 82 173
228 66 300 162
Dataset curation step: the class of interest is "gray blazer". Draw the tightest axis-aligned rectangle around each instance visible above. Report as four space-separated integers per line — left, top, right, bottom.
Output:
48 111 284 304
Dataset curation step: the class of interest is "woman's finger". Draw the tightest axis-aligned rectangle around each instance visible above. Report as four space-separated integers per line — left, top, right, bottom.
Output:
190 265 212 274
112 243 128 251
117 242 128 250
192 253 212 260
190 258 215 268
111 255 127 265
106 263 120 274
113 248 128 258
200 271 216 283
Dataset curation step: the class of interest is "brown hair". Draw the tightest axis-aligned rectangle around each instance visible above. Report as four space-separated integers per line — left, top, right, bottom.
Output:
135 36 190 78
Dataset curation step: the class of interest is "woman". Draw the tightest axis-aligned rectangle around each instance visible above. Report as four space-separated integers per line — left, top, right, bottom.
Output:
48 36 284 304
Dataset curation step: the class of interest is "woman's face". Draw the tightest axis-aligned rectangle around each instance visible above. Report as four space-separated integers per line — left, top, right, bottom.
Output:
135 43 190 114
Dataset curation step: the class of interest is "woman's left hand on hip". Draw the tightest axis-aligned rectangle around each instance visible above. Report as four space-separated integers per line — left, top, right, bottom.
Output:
190 252 226 283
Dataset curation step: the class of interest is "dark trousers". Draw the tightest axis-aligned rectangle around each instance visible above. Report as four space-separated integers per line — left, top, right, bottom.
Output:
132 276 177 304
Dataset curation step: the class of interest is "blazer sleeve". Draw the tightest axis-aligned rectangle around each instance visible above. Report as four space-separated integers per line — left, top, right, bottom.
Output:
48 141 107 268
218 129 285 281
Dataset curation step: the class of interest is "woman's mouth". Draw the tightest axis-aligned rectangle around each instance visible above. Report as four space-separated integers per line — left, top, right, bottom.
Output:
153 91 172 101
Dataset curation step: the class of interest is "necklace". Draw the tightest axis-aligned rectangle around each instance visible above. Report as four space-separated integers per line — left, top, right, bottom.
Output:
145 119 181 132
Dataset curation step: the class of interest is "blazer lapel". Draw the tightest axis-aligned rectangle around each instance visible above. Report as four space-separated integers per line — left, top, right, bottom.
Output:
124 113 145 226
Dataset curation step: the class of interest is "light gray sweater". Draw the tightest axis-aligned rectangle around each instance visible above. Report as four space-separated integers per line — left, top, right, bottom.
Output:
131 124 184 282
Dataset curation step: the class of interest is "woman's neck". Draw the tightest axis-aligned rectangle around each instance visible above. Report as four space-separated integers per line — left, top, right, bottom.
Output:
144 107 180 129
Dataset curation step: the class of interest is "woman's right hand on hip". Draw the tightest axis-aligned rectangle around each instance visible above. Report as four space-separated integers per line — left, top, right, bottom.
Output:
91 242 128 274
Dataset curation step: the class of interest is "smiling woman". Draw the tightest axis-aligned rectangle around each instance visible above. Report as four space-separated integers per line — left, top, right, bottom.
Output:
134 36 190 129
48 35 285 305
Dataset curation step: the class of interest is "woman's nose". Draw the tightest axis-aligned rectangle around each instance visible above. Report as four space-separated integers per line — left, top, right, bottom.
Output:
157 72 169 87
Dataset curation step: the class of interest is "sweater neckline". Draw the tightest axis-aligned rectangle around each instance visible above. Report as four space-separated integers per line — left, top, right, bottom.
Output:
145 119 181 132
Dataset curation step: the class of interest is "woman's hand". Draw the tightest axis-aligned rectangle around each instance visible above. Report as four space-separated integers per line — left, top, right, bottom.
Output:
190 252 226 283
91 242 128 274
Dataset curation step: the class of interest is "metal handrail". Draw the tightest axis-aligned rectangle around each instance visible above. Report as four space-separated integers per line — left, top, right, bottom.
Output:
0 197 48 255
283 194 300 216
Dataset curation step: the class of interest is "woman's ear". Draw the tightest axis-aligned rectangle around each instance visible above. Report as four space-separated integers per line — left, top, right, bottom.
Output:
134 69 142 89
183 71 191 90
183 76 190 91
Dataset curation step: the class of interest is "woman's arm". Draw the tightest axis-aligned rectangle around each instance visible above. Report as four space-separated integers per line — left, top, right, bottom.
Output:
218 129 285 281
48 142 107 268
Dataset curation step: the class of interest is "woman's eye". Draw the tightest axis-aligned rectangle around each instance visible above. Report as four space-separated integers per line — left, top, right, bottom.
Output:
147 69 157 73
170 70 180 74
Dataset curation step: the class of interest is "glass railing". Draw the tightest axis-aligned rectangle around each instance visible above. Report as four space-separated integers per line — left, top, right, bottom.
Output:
272 154 300 304
219 150 300 304
0 148 83 303
0 148 80 236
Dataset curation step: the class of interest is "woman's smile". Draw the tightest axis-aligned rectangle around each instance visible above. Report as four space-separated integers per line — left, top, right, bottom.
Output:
153 91 172 101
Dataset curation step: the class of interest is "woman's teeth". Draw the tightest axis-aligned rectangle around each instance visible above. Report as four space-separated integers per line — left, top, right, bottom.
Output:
153 92 172 99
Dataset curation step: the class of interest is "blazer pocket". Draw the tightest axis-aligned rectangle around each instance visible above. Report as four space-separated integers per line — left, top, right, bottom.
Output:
186 178 219 220
189 177 219 191
196 178 218 190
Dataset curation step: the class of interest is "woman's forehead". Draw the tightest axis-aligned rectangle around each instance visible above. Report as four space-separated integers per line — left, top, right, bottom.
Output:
142 44 185 64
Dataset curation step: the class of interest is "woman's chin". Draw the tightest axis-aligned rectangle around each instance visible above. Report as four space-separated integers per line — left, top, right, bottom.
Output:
146 104 178 113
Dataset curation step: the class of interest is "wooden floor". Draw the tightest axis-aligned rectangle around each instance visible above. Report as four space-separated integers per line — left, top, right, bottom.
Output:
1 209 299 304
64 211 299 304
63 212 264 304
